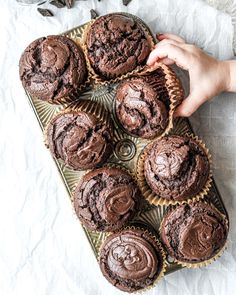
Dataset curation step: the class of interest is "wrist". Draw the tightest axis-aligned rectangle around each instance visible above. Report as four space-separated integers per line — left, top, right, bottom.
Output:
220 60 232 92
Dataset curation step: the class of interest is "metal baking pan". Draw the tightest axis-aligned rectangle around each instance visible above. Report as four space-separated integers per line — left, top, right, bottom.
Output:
25 13 228 276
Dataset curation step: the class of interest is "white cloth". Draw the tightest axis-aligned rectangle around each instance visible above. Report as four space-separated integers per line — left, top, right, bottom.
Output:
0 0 235 294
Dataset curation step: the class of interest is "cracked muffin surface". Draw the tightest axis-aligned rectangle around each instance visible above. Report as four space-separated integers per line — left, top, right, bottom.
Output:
86 13 151 79
19 35 87 102
160 202 228 263
74 167 141 232
99 228 164 292
46 111 112 170
144 135 210 201
115 71 169 139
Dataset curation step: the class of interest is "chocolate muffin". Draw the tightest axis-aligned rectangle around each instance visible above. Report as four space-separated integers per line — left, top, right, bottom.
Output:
99 229 164 292
74 167 141 232
46 110 112 170
19 35 87 103
115 71 169 139
160 202 228 264
144 135 210 201
86 13 151 79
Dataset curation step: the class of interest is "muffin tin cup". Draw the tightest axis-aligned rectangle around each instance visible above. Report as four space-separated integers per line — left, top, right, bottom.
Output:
44 99 114 168
136 133 213 206
159 201 229 269
113 63 184 142
81 14 156 86
71 163 142 234
98 225 167 293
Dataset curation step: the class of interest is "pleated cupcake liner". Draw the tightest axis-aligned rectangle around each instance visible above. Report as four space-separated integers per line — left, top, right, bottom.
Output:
136 133 213 206
159 201 229 269
113 62 184 141
81 14 155 86
98 225 167 293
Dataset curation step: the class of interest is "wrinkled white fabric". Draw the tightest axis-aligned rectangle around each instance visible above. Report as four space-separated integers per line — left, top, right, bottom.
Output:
0 0 235 294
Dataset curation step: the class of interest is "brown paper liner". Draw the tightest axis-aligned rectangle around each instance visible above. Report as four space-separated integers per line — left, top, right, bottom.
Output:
81 14 155 86
44 99 114 163
159 201 229 269
136 133 213 206
113 63 184 141
98 225 167 293
71 164 141 234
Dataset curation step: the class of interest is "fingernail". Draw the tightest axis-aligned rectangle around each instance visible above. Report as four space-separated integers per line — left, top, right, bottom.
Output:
156 33 165 40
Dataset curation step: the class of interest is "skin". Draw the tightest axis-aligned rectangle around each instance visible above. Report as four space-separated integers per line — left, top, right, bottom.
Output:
146 33 236 117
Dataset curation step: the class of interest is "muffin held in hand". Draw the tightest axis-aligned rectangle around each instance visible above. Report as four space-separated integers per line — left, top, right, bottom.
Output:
144 135 210 202
74 167 141 232
99 229 165 292
19 35 87 103
160 202 228 264
46 110 112 170
86 13 151 79
115 71 169 139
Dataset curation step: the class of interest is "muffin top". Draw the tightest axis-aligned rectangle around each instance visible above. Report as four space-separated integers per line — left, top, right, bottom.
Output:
46 110 112 170
144 135 210 201
99 229 164 292
115 71 169 139
160 202 228 263
86 13 151 79
19 35 87 102
74 167 140 232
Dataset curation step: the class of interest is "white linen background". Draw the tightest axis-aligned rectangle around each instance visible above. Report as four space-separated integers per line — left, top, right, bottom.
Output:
0 0 236 294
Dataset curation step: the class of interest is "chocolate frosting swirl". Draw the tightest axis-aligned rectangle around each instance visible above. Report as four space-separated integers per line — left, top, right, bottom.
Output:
99 229 164 292
86 14 151 79
160 203 228 263
74 167 140 231
144 135 210 201
19 35 87 102
115 72 169 139
46 111 112 170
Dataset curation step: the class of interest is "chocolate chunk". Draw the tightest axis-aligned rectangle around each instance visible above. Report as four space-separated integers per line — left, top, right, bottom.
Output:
144 135 210 201
123 0 132 6
65 0 73 8
46 110 113 170
99 229 164 292
74 167 141 231
90 9 99 19
115 70 169 139
19 35 87 103
160 202 228 263
50 0 66 8
37 8 54 17
86 13 151 79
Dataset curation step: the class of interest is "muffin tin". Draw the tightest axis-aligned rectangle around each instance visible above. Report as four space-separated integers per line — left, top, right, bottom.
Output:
25 13 228 276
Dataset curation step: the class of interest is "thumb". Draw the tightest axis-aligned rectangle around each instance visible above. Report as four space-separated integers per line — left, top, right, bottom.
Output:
174 91 207 117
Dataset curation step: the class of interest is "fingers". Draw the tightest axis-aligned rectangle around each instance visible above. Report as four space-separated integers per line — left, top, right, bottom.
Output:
146 43 190 70
157 33 185 44
174 92 207 117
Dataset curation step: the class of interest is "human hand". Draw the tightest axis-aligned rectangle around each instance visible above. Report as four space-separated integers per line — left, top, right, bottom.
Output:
147 33 229 117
